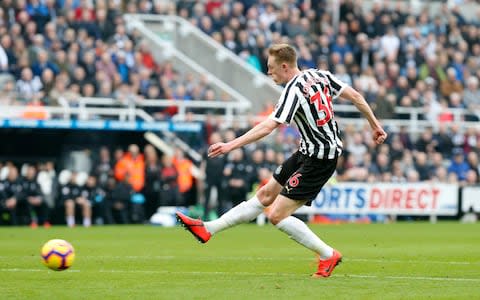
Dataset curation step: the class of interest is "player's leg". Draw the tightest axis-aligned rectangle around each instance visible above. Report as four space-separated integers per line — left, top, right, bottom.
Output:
176 177 282 243
269 195 342 278
77 197 92 227
39 201 51 228
176 152 302 242
204 176 283 234
4 199 18 225
269 195 334 259
271 156 342 277
64 199 75 227
29 199 50 227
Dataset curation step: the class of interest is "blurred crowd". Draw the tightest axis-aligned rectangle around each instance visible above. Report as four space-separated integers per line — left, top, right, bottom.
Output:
179 0 480 123
1 0 480 226
0 0 479 121
0 0 229 119
0 142 199 226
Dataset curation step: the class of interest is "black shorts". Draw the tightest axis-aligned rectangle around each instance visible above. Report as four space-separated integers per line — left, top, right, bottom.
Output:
272 151 337 202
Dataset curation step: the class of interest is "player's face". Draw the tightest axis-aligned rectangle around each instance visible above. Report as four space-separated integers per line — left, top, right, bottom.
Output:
267 56 286 84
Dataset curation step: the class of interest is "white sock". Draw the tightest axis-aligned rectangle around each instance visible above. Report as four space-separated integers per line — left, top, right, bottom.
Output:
83 217 91 227
66 216 75 227
276 216 333 259
204 196 265 235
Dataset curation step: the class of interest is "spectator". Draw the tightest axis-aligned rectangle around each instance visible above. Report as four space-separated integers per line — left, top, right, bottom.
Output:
172 148 196 207
16 67 43 101
41 68 55 97
331 35 353 62
93 146 113 189
82 175 106 225
419 54 446 83
159 155 182 206
447 148 470 182
49 75 79 107
95 7 114 41
413 152 431 181
95 52 116 82
0 42 8 73
346 132 368 166
440 67 464 98
61 172 92 227
114 144 145 193
379 26 400 60
0 77 16 105
22 165 50 228
433 124 455 156
463 76 480 118
143 144 161 220
105 176 131 224
0 165 23 225
372 90 396 120
36 161 56 209
201 132 226 219
466 151 480 181
31 49 59 77
223 148 249 211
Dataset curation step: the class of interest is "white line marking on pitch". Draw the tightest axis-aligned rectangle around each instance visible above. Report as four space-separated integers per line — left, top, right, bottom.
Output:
347 258 477 265
1 268 478 282
97 270 480 282
1 255 479 266
0 268 80 273
343 274 480 282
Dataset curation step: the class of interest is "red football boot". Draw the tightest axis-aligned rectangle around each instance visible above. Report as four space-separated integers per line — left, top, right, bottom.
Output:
176 212 211 243
312 249 342 278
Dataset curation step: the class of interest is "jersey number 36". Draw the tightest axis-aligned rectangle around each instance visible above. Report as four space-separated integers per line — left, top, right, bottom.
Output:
309 87 333 127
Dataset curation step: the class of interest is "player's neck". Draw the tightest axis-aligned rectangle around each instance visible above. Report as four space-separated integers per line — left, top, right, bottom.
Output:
287 68 302 81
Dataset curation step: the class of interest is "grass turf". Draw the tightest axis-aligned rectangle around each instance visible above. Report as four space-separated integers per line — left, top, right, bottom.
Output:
0 222 479 299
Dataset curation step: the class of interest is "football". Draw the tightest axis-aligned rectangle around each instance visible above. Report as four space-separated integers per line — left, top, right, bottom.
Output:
41 239 75 271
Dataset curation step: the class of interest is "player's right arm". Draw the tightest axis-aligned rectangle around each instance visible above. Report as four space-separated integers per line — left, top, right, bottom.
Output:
340 86 387 144
208 118 280 158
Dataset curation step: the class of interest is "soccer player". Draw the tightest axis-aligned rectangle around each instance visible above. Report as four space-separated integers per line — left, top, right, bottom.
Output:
176 44 387 277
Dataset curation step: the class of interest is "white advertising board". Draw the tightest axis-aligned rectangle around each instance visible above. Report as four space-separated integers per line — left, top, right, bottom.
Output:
461 187 480 213
296 183 458 216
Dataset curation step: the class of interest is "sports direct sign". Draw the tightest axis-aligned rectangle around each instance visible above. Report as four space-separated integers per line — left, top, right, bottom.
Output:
296 183 458 216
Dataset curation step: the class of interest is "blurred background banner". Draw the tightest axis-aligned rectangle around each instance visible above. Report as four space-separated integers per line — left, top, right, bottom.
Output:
0 119 201 132
297 183 459 216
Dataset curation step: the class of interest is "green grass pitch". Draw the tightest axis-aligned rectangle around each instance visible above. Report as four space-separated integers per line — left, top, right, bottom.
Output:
1 222 479 299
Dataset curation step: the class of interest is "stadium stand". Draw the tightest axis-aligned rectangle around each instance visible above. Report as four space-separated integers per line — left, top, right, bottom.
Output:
1 0 480 226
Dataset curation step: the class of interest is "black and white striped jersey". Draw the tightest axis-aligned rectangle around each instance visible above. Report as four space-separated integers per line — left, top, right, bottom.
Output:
270 69 347 159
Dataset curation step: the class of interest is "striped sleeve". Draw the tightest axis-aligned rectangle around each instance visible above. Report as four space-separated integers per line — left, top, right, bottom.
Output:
269 77 300 125
323 71 347 99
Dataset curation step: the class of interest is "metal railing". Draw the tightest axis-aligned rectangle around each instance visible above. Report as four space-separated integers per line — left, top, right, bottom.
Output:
0 104 150 121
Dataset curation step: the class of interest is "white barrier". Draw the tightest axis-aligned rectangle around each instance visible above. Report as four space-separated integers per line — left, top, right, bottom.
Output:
296 183 459 216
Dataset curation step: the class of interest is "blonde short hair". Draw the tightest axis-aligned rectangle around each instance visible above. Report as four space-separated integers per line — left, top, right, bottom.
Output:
268 44 297 67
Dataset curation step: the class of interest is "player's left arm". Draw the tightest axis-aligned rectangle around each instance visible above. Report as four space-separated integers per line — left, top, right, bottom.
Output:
340 86 387 144
208 118 280 157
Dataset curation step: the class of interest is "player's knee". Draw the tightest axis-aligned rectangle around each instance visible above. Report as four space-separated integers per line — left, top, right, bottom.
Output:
267 210 285 225
257 186 275 206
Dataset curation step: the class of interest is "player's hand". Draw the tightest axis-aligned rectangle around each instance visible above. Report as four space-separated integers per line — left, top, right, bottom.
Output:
373 128 387 144
208 142 232 158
